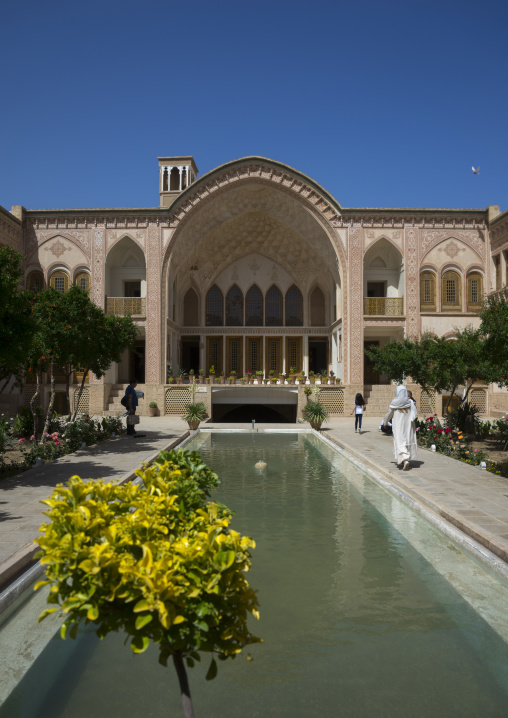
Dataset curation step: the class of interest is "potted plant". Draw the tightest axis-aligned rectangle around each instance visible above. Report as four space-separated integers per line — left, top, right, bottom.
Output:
256 370 264 384
198 369 205 384
176 369 186 385
288 366 297 384
308 371 315 384
329 370 336 385
181 401 207 430
148 401 158 417
268 370 277 384
304 386 313 399
168 377 175 384
246 371 253 384
229 370 237 385
239 377 247 384
208 366 216 384
188 369 195 380
298 375 307 385
303 401 329 431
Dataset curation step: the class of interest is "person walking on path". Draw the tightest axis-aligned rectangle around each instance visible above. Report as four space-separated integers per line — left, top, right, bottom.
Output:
124 379 145 438
351 392 366 434
382 385 418 470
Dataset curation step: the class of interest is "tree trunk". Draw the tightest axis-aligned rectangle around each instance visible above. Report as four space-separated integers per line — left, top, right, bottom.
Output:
172 651 195 718
0 377 11 394
64 369 72 419
42 360 56 441
444 386 458 416
71 369 90 421
30 369 41 443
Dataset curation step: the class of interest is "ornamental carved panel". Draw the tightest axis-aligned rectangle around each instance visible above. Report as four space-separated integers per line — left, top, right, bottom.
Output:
405 228 419 338
421 229 485 261
145 224 161 384
348 228 364 384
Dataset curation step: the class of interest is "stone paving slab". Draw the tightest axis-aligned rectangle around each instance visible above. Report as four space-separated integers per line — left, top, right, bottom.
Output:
322 417 508 566
0 417 190 585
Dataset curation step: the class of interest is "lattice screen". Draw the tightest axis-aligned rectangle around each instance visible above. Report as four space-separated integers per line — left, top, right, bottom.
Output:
165 388 191 415
74 388 90 413
317 388 344 415
470 389 487 413
22 387 41 408
420 391 436 415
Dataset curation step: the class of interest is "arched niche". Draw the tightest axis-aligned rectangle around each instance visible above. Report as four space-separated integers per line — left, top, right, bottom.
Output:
183 288 200 326
285 285 303 326
310 286 326 326
226 285 243 326
363 238 404 299
49 268 70 292
26 270 44 292
105 236 146 298
206 285 224 326
266 285 283 327
246 285 263 326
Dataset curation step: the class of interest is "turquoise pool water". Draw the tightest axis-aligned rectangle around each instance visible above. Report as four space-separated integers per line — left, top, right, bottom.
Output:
2 432 508 717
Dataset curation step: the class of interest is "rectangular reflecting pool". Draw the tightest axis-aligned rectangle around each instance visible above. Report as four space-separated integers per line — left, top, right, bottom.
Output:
2 432 508 717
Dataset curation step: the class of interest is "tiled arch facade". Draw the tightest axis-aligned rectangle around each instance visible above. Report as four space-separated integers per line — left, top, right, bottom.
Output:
1 156 508 416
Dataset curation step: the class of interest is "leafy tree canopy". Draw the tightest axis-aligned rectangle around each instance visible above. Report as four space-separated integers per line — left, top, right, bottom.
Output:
0 247 35 386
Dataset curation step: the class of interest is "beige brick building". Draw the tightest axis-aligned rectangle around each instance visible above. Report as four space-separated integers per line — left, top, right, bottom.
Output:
1 155 508 419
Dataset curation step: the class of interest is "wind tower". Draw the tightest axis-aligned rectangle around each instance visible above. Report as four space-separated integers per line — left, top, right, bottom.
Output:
158 156 198 207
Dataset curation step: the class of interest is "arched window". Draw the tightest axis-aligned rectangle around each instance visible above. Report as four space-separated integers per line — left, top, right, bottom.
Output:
441 270 461 311
205 285 223 326
49 270 69 293
183 288 199 326
420 272 436 311
170 167 180 191
226 285 243 326
75 272 90 292
310 287 326 326
285 285 303 326
467 272 483 311
246 285 263 326
265 285 283 326
26 271 44 293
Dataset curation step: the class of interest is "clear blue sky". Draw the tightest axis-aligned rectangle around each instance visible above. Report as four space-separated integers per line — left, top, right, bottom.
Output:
1 0 506 212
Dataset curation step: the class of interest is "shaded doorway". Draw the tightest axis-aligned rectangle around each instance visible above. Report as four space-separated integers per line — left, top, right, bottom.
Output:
364 341 379 384
213 403 296 423
181 337 200 374
309 338 328 375
129 341 145 383
367 282 385 298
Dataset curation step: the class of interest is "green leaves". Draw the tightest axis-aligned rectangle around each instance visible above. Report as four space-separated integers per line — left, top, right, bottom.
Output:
205 658 218 681
35 449 261 677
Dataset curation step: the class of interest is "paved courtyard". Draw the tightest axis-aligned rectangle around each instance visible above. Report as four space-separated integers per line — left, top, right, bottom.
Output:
1 415 508 589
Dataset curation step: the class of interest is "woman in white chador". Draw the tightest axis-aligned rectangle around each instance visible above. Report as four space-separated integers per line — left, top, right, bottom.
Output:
382 385 418 470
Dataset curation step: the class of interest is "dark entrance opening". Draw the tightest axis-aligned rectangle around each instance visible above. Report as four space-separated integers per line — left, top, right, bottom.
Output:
367 282 386 298
364 340 379 384
308 338 328 375
181 337 200 374
130 341 145 383
213 404 296 423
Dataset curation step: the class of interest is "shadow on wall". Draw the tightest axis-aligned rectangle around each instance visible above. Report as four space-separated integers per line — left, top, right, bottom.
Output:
212 404 296 423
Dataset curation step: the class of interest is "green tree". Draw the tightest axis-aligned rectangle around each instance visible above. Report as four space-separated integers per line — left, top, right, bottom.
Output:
36 450 261 718
27 288 137 435
478 288 508 387
0 247 35 392
364 329 492 414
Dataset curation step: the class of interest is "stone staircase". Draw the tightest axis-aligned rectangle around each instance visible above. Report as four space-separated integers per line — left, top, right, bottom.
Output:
363 384 396 417
104 383 130 417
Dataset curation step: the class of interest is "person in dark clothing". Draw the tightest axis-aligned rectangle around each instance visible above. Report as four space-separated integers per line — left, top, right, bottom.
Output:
124 379 145 438
351 392 366 434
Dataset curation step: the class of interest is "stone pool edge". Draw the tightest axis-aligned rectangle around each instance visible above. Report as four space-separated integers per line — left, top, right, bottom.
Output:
317 431 508 582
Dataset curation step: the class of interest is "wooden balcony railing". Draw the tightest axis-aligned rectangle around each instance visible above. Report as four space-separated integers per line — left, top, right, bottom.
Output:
106 297 146 316
364 297 404 316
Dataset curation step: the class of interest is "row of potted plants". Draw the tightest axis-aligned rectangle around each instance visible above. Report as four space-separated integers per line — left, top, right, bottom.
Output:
168 367 341 385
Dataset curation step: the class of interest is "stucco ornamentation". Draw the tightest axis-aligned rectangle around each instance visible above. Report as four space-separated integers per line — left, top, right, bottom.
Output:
146 224 161 384
348 228 363 384
421 229 484 260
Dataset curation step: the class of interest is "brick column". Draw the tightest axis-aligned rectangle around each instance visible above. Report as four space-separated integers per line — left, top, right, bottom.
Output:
145 223 162 384
348 227 364 386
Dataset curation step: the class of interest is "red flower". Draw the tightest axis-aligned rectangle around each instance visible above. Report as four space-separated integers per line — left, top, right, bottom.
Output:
437 429 442 433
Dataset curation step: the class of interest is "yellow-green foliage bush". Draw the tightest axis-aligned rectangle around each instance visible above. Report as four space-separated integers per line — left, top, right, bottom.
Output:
35 450 260 681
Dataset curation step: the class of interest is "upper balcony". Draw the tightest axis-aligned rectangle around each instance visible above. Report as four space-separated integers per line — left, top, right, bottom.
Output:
106 297 146 317
364 297 404 316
